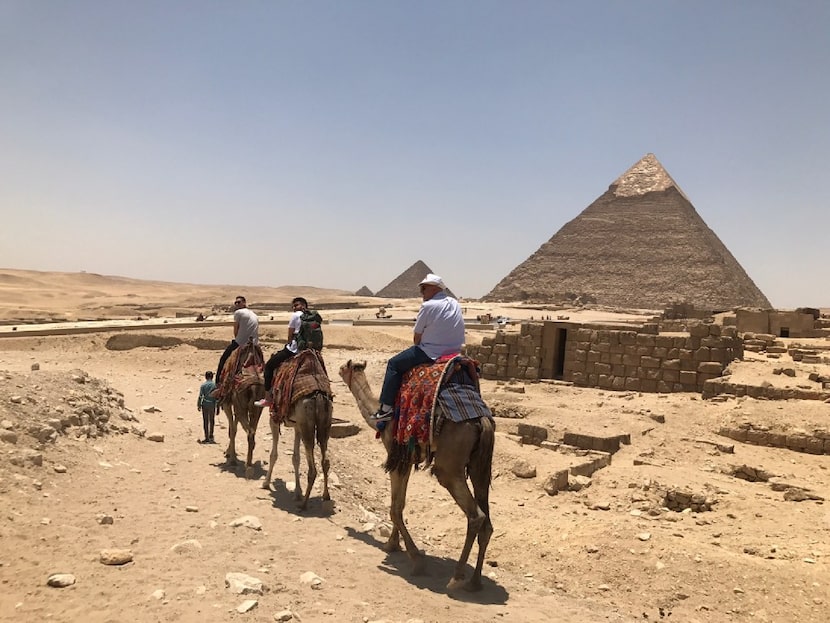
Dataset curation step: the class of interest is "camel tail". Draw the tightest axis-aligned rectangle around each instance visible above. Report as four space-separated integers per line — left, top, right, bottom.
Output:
469 416 495 499
308 392 333 444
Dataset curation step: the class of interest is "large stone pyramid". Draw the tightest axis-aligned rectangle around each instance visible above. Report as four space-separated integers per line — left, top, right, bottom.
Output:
354 285 374 296
376 260 456 298
483 154 771 310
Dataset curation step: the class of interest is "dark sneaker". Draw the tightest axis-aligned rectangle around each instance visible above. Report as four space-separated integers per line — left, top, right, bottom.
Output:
370 407 394 422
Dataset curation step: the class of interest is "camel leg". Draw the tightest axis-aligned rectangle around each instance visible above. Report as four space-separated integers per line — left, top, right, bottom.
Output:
435 467 486 591
244 405 262 479
299 426 318 511
388 466 426 575
223 403 238 466
467 420 495 591
291 427 305 503
263 416 280 490
316 395 333 502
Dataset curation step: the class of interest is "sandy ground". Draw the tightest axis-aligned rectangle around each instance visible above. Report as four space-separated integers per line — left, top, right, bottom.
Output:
0 270 829 623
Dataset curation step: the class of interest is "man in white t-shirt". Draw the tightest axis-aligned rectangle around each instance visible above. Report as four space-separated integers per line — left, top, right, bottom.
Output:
215 295 259 384
372 274 464 422
255 296 308 408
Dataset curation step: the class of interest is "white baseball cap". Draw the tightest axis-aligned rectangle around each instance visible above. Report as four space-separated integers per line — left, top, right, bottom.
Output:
419 273 445 289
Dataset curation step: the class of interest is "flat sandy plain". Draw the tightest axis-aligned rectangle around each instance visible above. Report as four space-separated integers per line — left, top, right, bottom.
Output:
0 268 828 623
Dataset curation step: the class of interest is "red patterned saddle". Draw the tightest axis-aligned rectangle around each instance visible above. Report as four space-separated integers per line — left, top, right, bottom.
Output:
270 350 331 424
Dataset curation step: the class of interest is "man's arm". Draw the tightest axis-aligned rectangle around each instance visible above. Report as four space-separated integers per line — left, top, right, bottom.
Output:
286 327 296 343
233 320 240 340
413 332 423 345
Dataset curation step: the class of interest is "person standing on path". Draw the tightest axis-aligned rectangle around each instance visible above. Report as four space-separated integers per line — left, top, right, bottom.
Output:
197 371 217 443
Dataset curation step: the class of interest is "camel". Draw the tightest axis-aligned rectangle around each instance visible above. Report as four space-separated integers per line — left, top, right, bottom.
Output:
221 366 266 479
261 350 334 511
262 390 333 510
338 359 496 592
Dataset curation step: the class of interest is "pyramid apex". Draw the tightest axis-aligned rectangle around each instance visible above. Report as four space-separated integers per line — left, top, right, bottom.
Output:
611 153 686 199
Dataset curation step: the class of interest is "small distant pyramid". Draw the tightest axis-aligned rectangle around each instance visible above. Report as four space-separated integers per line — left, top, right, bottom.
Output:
354 285 374 296
376 260 456 298
483 154 771 310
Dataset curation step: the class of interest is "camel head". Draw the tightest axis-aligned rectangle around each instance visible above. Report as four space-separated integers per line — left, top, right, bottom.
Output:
338 359 367 387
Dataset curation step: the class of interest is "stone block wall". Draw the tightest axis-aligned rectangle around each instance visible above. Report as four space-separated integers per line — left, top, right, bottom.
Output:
467 321 744 394
566 324 742 393
466 323 542 381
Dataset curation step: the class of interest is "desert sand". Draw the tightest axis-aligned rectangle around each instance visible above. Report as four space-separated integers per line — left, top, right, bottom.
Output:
0 269 828 623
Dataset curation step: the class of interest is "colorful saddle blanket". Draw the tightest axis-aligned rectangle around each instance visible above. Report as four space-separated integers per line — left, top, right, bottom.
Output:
271 350 331 423
217 343 264 398
391 355 492 451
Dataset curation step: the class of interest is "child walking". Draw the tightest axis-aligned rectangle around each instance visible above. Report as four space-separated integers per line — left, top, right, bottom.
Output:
197 371 217 443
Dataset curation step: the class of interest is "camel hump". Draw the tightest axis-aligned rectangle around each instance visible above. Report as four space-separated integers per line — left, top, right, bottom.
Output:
271 350 331 421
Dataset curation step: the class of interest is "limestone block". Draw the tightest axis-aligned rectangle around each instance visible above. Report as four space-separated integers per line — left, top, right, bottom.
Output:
493 344 509 355
656 380 672 393
698 362 724 375
624 377 641 391
693 347 712 361
644 367 661 380
594 363 612 375
586 350 601 363
679 371 697 385
689 324 710 337
598 374 613 388
481 336 495 347
662 369 680 383
504 333 519 346
619 331 637 345
612 376 626 390
663 359 681 370
656 335 674 348
636 346 653 356
636 334 656 346
686 336 701 349
524 367 538 380
652 347 668 359
595 342 610 353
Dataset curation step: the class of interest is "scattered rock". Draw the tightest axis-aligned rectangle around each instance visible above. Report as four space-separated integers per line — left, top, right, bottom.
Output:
96 513 114 525
299 571 323 589
147 433 164 442
511 459 537 479
171 539 203 554
236 599 258 613
229 515 262 531
225 572 264 595
99 549 133 565
47 573 76 588
142 406 161 413
150 589 165 600
274 610 294 622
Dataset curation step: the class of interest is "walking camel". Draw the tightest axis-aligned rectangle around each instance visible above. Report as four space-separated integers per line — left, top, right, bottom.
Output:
262 351 334 511
338 359 495 592
263 391 333 510
221 365 266 479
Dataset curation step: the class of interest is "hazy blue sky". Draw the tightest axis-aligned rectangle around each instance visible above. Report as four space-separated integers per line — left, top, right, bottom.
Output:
1 1 828 306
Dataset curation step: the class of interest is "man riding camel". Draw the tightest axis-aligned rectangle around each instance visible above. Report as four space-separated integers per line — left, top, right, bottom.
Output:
372 274 464 422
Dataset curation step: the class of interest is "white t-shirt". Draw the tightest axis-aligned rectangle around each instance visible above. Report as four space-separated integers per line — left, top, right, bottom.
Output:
414 291 465 360
286 310 303 353
233 307 259 346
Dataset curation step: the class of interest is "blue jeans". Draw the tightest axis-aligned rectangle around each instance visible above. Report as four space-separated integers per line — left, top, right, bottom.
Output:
379 345 433 407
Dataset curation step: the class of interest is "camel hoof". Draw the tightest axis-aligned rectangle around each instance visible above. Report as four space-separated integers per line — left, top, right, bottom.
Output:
261 480 271 490
382 540 402 553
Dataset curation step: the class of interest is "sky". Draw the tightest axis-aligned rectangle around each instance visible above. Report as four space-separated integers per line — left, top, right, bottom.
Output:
1 1 828 307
